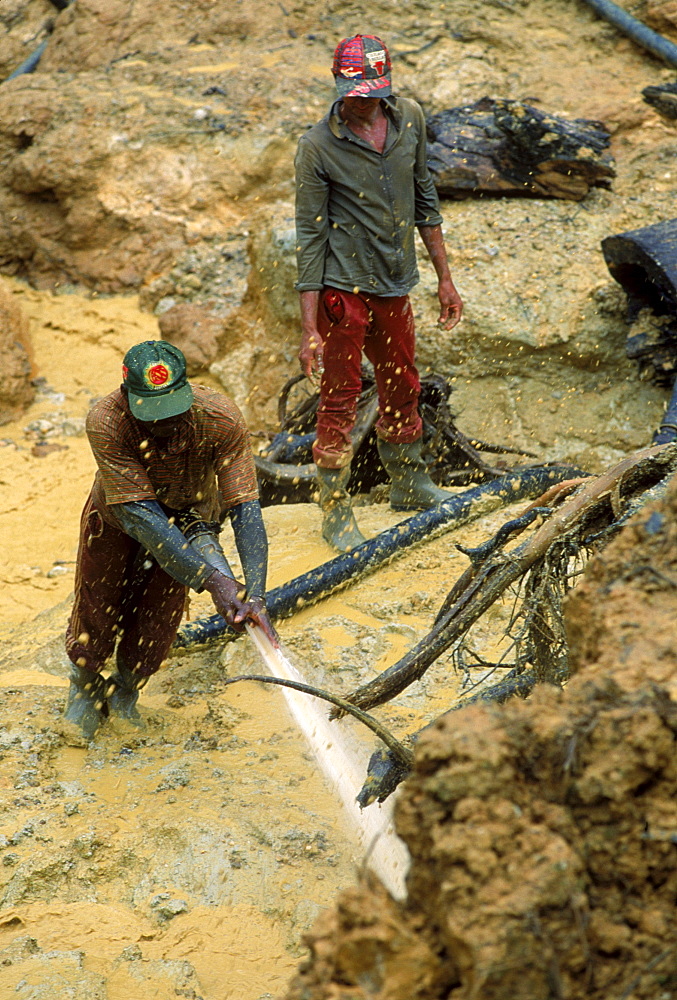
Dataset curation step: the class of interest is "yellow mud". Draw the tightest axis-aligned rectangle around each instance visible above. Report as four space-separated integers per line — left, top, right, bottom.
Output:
0 284 519 998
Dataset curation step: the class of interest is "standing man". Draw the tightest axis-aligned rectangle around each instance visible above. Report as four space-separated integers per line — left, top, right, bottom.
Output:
64 340 272 739
294 33 463 552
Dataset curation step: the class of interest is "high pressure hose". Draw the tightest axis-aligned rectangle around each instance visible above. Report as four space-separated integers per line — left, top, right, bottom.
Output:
580 0 677 67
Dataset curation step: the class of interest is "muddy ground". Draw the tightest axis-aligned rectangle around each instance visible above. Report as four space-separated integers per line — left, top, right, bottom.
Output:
0 0 676 998
0 302 531 996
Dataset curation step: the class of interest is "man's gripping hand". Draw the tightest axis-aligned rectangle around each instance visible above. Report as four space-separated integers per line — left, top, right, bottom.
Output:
244 595 278 646
204 571 250 632
204 573 277 643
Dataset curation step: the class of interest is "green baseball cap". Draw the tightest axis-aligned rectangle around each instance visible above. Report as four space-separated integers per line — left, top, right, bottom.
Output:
121 341 194 421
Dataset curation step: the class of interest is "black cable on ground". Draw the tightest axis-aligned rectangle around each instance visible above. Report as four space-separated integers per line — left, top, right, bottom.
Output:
175 464 583 649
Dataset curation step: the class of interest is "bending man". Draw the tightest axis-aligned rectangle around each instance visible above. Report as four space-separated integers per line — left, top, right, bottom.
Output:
295 33 463 552
64 340 271 738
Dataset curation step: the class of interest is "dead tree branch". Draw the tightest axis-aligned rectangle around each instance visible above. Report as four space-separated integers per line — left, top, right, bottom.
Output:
338 444 677 716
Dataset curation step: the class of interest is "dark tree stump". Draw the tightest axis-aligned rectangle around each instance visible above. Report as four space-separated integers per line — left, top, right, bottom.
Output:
426 97 615 200
602 218 677 385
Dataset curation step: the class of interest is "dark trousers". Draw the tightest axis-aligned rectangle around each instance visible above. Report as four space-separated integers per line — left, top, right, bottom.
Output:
313 287 423 469
65 493 187 679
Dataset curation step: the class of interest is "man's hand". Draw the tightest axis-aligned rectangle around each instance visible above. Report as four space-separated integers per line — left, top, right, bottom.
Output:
438 276 463 330
204 571 249 632
204 572 278 643
298 327 325 385
418 225 463 331
298 290 324 386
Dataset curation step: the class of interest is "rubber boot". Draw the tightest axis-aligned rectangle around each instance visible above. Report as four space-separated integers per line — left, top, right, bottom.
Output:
63 664 106 740
316 465 366 553
108 657 146 726
377 439 454 512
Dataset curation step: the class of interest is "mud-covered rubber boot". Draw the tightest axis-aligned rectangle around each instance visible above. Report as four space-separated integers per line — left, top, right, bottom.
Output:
378 439 454 512
316 465 366 553
63 664 106 740
108 658 146 726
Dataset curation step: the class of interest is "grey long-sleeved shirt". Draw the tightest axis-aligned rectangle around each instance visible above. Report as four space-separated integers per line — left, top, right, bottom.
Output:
294 95 443 297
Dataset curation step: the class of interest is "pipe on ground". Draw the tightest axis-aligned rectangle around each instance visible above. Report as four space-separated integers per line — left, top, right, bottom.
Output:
580 0 677 67
5 40 49 82
175 464 581 648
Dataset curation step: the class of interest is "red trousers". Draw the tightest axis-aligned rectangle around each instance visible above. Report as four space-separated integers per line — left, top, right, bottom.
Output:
313 287 423 469
65 493 187 679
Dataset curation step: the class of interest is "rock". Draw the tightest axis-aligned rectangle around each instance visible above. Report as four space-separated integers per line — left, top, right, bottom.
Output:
31 441 68 458
0 73 290 293
247 206 300 328
285 877 451 1000
0 938 107 999
150 894 189 921
209 341 260 419
0 279 34 424
40 0 262 72
158 302 231 374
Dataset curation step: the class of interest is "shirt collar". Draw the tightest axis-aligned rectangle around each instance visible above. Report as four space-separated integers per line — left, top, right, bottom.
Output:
161 409 196 455
328 94 400 139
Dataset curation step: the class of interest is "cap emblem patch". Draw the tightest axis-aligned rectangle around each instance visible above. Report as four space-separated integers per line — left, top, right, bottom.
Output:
366 49 386 74
144 362 172 389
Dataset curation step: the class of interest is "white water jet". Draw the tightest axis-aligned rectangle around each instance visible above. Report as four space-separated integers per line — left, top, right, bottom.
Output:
245 624 410 900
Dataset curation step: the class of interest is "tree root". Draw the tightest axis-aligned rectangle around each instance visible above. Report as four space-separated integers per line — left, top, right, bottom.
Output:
337 443 677 717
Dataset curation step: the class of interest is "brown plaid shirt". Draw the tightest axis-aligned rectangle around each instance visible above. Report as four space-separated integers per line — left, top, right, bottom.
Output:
87 385 259 524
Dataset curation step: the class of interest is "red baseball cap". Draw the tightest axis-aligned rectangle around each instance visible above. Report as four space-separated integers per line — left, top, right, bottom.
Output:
332 34 392 99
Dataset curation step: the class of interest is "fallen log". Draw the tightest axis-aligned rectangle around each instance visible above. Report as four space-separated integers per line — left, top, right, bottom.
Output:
602 218 677 318
426 98 614 200
355 454 677 806
339 444 677 716
654 377 677 444
356 665 567 808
